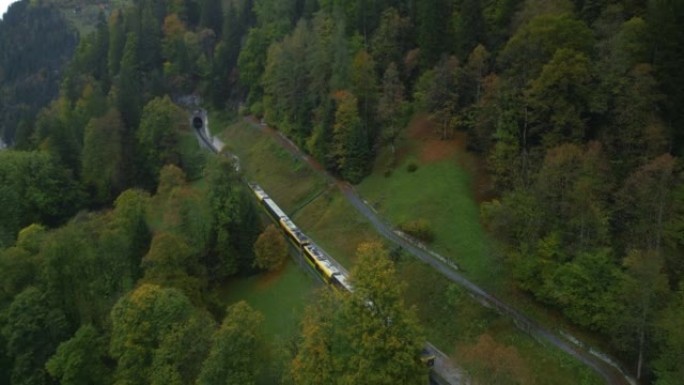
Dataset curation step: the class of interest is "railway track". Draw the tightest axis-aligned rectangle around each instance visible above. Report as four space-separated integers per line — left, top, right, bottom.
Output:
191 110 465 384
236 116 636 385
191 109 636 385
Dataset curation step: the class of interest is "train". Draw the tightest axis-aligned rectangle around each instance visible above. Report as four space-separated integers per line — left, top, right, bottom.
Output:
197 118 436 369
247 181 434 367
248 182 354 293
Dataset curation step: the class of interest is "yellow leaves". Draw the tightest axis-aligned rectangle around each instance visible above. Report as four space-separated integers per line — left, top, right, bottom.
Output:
163 14 186 40
459 333 531 385
157 165 187 197
354 240 386 261
253 224 288 271
16 223 46 252
291 242 426 384
128 283 163 309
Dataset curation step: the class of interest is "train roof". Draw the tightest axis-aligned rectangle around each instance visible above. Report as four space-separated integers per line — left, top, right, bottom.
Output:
304 243 325 259
318 258 340 277
249 183 269 200
320 259 339 273
282 217 310 242
263 198 288 218
281 217 297 230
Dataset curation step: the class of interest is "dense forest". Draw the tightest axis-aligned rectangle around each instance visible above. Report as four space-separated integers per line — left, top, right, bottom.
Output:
0 0 78 145
0 0 683 384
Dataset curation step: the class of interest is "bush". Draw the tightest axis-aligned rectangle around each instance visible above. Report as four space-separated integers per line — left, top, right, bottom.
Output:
253 224 288 271
250 101 264 118
406 162 418 173
399 219 434 243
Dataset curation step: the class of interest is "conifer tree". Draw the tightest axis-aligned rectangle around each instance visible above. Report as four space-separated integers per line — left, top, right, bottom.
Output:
333 90 368 183
117 33 142 129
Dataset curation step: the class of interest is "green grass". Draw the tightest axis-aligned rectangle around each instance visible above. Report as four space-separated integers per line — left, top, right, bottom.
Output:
220 120 384 270
357 130 619 359
399 259 603 385
214 261 319 385
293 189 384 269
359 155 500 286
178 131 208 180
217 261 318 341
205 108 237 136
220 121 326 213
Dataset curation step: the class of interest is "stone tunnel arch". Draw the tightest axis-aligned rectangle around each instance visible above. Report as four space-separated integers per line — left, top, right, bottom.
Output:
192 116 203 130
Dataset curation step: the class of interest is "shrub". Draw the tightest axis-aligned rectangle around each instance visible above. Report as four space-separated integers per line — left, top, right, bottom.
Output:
399 219 434 243
406 162 418 173
253 224 288 271
250 101 264 118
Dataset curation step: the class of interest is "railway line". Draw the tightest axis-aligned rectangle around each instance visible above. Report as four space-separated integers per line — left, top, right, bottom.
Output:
191 110 465 384
247 117 638 385
191 109 636 385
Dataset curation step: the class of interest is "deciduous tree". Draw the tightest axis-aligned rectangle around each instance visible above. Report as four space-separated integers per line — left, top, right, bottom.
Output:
141 232 205 303
292 242 427 384
2 287 69 385
500 14 594 88
614 250 669 379
0 151 84 246
46 325 111 385
459 334 531 385
136 96 186 187
291 289 339 385
253 224 288 271
340 242 427 384
653 287 684 385
197 301 264 385
109 284 199 385
526 48 594 147
616 154 679 253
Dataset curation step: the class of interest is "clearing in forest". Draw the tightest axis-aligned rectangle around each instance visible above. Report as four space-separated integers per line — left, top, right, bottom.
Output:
359 114 498 286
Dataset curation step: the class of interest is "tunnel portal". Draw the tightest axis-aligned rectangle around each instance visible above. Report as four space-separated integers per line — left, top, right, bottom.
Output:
192 116 203 130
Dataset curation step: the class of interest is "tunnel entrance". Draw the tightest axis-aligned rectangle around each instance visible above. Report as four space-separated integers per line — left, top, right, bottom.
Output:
192 116 203 130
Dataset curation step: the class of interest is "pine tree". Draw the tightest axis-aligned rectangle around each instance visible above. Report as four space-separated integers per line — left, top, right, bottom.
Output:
377 62 405 160
116 33 142 130
108 10 126 78
333 90 368 183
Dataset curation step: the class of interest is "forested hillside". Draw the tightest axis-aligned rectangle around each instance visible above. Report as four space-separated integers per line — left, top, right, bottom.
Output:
0 0 683 384
0 1 78 145
0 1 431 384
232 1 683 382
